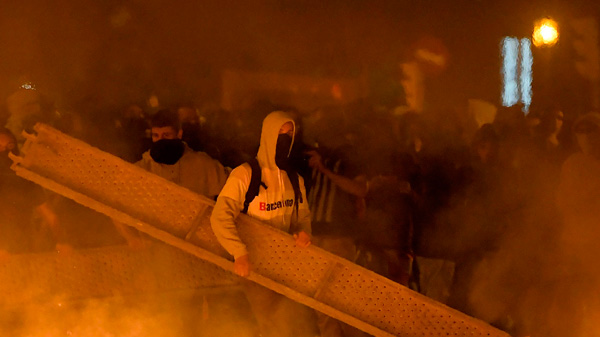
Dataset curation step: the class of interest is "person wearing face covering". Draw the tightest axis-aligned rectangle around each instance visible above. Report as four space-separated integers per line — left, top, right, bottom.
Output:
117 109 228 248
121 109 235 335
211 111 314 337
135 109 228 198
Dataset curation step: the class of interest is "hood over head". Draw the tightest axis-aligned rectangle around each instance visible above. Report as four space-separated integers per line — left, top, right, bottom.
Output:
257 111 295 169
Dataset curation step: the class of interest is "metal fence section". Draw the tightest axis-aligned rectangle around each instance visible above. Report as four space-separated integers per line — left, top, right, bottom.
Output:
11 123 511 337
0 243 238 307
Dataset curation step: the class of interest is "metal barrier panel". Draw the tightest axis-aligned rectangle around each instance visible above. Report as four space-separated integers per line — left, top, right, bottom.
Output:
11 124 510 337
0 243 238 307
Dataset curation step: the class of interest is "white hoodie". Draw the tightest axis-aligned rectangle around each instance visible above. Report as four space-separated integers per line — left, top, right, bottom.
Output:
210 111 311 259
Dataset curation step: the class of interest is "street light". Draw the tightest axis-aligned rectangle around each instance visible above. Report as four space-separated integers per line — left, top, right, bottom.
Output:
533 18 559 47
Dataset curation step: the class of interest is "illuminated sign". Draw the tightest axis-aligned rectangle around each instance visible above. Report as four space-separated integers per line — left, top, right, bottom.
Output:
501 37 533 113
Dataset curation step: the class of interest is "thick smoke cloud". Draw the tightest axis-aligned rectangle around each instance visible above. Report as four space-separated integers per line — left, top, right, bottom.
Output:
2 1 600 336
0 1 418 111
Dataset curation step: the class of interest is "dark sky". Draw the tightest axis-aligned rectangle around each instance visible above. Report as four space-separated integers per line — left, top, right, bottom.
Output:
1 0 598 112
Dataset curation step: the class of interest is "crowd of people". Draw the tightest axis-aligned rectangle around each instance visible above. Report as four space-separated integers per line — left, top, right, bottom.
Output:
1 87 600 337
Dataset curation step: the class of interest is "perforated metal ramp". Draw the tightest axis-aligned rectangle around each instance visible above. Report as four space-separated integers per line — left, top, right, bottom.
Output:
11 124 511 337
0 243 238 307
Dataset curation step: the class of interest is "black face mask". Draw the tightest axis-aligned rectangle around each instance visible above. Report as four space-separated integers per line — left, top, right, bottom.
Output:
275 134 293 170
150 139 185 165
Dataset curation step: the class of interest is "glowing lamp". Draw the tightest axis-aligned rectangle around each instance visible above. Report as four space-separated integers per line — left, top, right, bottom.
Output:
533 18 559 47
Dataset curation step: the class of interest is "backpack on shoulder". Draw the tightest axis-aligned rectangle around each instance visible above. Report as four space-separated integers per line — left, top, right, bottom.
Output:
241 158 302 214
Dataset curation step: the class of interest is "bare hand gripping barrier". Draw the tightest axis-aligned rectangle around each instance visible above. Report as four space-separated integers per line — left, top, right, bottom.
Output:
11 123 510 337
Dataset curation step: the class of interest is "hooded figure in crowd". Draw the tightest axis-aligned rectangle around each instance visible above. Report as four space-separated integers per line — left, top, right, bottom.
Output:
211 110 311 268
211 110 314 337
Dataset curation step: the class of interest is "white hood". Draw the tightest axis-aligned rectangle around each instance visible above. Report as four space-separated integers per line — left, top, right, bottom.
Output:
256 110 295 170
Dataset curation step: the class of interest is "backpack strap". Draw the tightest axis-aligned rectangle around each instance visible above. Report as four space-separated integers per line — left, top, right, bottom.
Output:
241 158 266 214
